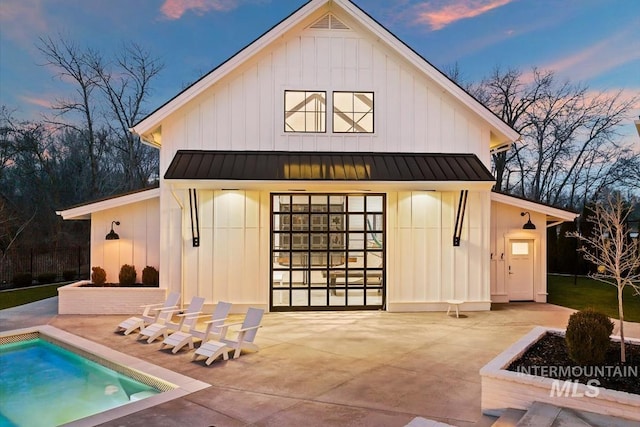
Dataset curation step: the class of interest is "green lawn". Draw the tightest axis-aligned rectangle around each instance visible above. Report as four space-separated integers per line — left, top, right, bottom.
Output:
0 283 69 310
548 275 640 323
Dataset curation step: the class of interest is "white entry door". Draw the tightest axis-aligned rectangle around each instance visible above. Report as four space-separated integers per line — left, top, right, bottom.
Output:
507 239 534 301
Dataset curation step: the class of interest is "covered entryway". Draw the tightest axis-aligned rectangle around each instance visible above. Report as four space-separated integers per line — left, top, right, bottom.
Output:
507 239 534 301
271 193 385 311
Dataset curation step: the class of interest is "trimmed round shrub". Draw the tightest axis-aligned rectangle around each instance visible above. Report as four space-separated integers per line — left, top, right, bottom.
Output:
37 272 57 284
565 308 613 365
141 266 159 287
119 264 137 286
62 270 76 281
12 273 33 288
91 266 107 286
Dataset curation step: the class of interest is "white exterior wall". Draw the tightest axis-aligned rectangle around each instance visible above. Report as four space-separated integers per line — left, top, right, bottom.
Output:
158 9 491 166
167 188 490 312
490 202 547 303
387 191 491 311
90 198 160 284
155 6 498 311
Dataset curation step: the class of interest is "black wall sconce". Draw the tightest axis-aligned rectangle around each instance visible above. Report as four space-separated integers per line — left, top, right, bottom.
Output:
521 212 536 230
106 221 120 240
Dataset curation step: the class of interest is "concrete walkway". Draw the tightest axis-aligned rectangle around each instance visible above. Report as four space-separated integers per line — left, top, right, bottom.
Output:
2 299 639 426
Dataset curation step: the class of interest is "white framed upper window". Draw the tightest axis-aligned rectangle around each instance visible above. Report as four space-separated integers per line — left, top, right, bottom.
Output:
284 90 326 133
333 91 374 133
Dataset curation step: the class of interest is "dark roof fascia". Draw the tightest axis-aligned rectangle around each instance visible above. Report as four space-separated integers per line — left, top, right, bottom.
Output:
347 0 514 134
133 1 312 129
491 189 579 215
58 183 160 212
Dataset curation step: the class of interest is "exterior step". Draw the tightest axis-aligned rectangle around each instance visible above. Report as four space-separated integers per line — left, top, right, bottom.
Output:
491 408 526 427
405 417 456 427
493 401 639 427
515 402 562 427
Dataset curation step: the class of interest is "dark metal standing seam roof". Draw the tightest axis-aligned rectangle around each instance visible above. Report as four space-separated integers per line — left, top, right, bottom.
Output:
164 150 495 182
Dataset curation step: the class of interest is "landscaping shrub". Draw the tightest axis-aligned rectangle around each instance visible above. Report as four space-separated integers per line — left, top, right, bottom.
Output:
91 266 107 286
37 272 57 284
119 264 137 286
12 273 33 288
62 270 76 281
565 308 614 364
141 266 159 287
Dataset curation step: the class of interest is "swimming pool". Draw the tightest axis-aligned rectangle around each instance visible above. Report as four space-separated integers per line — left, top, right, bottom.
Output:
0 326 210 427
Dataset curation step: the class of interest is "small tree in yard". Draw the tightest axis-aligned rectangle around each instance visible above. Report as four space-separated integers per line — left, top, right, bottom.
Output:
569 194 640 363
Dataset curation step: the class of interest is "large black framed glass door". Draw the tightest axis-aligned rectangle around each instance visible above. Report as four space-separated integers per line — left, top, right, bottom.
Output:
271 193 385 311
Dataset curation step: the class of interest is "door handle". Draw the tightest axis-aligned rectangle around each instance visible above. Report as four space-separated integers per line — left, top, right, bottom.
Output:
508 265 514 275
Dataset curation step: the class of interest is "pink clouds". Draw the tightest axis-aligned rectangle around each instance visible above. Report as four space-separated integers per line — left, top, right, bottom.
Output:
415 0 514 30
525 25 640 85
20 95 52 109
0 0 47 46
160 0 242 20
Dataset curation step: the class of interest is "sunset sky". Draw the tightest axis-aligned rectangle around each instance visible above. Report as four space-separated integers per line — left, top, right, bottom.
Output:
1 0 639 138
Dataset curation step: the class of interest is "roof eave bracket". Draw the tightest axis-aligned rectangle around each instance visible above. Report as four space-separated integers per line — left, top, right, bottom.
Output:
189 188 200 247
453 190 468 247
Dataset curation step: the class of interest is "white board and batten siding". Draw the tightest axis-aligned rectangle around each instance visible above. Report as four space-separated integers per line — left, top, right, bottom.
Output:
165 190 268 313
388 191 491 311
490 202 547 303
158 9 492 164
90 198 160 284
155 7 498 311
169 189 492 312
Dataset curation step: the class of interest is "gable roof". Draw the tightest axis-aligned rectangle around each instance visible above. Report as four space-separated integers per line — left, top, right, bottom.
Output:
491 191 578 224
131 0 519 148
56 186 160 220
164 150 495 182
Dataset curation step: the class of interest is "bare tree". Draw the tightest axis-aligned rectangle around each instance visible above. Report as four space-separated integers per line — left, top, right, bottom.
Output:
465 68 552 193
471 67 639 207
0 107 21 184
37 36 106 195
569 194 640 363
89 43 163 190
37 36 162 194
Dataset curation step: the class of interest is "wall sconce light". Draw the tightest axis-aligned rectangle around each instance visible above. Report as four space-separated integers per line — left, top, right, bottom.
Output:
106 221 120 240
521 212 536 230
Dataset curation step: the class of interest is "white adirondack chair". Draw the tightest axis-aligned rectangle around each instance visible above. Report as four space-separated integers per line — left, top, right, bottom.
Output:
137 296 205 344
115 292 180 335
160 301 232 354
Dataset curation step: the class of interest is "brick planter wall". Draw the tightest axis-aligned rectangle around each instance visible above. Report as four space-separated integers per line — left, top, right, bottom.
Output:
480 326 640 421
58 281 167 315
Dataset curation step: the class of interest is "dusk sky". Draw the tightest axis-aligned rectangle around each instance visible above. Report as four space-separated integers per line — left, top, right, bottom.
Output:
1 0 639 140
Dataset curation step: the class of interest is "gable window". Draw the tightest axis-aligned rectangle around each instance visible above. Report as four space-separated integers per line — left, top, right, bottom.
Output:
333 92 374 133
285 91 326 133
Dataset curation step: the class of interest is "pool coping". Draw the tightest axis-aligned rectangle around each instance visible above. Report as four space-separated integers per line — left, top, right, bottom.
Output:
0 325 210 427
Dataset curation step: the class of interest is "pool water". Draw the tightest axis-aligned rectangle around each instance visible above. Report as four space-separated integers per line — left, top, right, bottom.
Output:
0 338 160 427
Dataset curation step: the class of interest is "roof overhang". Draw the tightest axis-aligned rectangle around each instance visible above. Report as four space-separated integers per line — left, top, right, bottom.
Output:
164 151 496 185
57 187 160 220
131 0 519 148
166 179 494 192
491 192 578 225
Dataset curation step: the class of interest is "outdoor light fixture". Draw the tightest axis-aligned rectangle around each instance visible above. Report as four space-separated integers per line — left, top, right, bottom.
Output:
521 212 536 230
105 221 120 240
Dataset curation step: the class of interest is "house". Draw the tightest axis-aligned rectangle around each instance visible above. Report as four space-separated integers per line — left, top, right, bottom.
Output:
58 0 576 313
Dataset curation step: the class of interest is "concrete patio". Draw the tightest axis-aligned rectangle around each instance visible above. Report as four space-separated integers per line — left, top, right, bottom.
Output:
2 298 639 426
